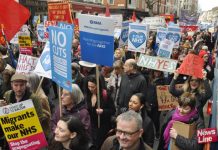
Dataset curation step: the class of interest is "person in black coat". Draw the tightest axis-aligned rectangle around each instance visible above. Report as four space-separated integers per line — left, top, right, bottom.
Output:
158 92 205 150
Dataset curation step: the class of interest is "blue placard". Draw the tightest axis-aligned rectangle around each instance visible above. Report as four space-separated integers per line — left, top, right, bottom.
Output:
79 14 114 66
49 26 73 91
57 22 74 30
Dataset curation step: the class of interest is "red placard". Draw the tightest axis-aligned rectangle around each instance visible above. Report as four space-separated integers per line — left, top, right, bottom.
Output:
180 26 199 33
178 54 204 78
48 2 73 23
72 18 79 32
197 128 218 144
0 0 30 44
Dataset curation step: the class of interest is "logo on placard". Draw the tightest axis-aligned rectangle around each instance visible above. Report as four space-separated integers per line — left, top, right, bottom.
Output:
38 28 45 40
166 33 180 43
157 32 166 41
40 51 51 71
3 107 10 114
129 31 146 48
121 29 128 42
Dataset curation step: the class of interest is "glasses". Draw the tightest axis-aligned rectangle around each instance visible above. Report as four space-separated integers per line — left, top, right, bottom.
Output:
190 79 199 82
115 129 139 138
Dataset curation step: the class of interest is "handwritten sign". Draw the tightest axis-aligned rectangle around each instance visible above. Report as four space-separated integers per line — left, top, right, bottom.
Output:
0 100 47 150
16 54 38 74
142 17 166 30
137 54 177 73
178 54 204 78
156 85 181 111
197 128 218 143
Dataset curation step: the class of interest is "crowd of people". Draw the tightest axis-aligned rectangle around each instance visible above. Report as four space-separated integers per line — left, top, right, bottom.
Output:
0 24 217 150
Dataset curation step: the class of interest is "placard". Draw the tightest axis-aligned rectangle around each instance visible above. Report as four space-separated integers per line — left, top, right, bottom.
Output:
142 17 166 30
18 36 32 55
156 27 167 44
119 21 130 47
137 54 177 73
166 26 181 48
37 24 46 42
157 39 174 58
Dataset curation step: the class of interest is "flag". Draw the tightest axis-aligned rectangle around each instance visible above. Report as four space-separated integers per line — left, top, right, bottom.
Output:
0 0 30 43
105 3 110 17
132 11 136 22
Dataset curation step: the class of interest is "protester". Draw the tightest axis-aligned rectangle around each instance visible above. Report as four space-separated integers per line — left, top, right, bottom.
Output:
101 110 152 150
71 62 84 90
117 59 147 112
49 116 94 150
84 74 115 149
158 92 205 150
169 69 212 119
51 84 91 136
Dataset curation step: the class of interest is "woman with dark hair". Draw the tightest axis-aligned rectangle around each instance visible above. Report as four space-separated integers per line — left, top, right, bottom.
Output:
84 74 115 149
49 116 94 150
128 93 155 147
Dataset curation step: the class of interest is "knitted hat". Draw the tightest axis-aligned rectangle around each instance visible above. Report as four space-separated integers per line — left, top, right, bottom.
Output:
198 50 208 58
202 46 208 50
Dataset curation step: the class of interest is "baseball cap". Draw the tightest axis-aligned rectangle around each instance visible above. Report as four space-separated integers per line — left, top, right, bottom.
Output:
11 73 27 82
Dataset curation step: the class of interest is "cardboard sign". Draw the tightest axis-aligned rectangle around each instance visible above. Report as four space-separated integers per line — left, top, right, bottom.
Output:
178 54 204 78
79 14 114 66
156 27 167 44
16 54 38 74
142 17 166 30
119 21 130 47
170 121 196 150
34 41 51 79
49 26 73 91
166 26 181 48
137 54 178 73
48 2 72 23
128 23 149 53
157 39 174 58
18 36 32 55
197 128 218 144
0 100 47 150
156 85 180 111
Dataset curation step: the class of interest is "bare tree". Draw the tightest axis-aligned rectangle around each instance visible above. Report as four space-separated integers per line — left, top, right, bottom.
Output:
145 0 159 16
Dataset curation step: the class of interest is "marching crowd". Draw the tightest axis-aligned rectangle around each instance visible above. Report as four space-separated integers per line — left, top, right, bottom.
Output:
0 25 217 150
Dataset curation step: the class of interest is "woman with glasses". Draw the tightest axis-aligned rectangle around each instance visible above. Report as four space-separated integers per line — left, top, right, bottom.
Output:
158 92 205 150
169 69 212 119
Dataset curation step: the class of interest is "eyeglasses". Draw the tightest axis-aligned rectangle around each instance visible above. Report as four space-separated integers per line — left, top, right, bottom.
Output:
115 129 139 138
190 79 199 82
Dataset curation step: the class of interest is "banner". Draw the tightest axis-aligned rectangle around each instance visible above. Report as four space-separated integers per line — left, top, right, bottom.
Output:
137 54 178 73
197 128 218 143
18 36 32 55
128 23 148 53
79 14 114 66
166 26 181 48
119 21 130 47
178 54 204 78
157 39 174 58
34 41 51 79
156 85 181 111
142 17 166 30
16 54 38 74
0 100 47 150
180 25 199 33
0 0 30 44
156 27 167 44
49 26 73 91
48 2 72 23
179 10 199 26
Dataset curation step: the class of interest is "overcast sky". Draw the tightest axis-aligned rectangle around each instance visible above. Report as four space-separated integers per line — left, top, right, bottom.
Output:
199 0 218 11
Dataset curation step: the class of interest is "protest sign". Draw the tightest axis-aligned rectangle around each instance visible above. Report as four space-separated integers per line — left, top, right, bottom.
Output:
49 26 73 91
34 41 51 79
137 54 177 73
18 36 32 55
0 0 30 44
32 15 40 26
178 54 204 78
156 85 181 111
128 23 148 53
166 26 181 48
119 21 130 47
197 128 218 143
72 19 79 32
0 100 47 150
44 21 57 39
57 22 74 30
142 17 166 30
157 39 174 58
37 24 47 42
10 25 30 44
48 2 72 23
79 14 114 66
156 27 167 44
16 54 38 74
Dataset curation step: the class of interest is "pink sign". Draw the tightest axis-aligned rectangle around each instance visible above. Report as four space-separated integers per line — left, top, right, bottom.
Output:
197 128 218 144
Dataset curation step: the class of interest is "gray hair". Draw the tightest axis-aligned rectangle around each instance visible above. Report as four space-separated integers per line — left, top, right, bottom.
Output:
27 73 41 93
126 59 137 70
71 84 84 105
116 110 143 130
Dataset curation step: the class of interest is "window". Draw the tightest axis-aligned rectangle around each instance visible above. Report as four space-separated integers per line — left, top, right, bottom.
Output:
107 0 114 5
129 0 131 5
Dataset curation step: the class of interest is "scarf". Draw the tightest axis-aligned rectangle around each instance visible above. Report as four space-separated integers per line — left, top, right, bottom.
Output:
163 108 198 149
